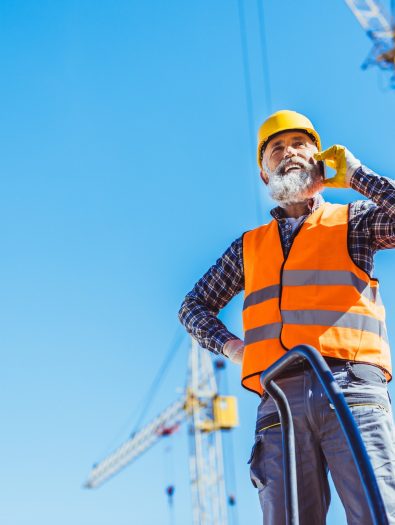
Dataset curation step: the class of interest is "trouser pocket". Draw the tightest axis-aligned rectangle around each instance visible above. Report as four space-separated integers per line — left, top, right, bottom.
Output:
249 412 282 490
255 412 281 434
248 436 266 490
346 362 386 385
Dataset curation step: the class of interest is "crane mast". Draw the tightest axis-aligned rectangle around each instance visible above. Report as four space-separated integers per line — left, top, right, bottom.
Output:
186 339 228 525
84 338 237 525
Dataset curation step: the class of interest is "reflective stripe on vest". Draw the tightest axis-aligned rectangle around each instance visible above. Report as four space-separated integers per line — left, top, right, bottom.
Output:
245 311 388 345
241 202 391 397
244 269 381 311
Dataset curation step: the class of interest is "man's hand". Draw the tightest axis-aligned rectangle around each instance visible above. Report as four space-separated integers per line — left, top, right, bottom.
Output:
314 145 361 188
223 338 244 365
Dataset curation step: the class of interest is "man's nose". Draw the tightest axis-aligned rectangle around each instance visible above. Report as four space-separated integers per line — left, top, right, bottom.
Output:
284 145 298 158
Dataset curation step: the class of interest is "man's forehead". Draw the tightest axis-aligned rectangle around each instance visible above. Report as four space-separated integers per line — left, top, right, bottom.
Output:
268 131 312 148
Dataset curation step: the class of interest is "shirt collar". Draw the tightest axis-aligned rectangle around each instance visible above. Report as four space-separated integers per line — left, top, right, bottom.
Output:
269 193 325 220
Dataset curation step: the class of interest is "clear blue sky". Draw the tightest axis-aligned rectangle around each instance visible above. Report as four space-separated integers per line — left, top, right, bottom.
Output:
1 1 395 524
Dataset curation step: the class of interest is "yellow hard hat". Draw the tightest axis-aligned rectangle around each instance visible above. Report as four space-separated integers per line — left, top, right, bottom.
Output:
257 110 322 168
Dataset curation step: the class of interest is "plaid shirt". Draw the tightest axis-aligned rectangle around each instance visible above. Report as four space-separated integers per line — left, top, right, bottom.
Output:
178 166 395 355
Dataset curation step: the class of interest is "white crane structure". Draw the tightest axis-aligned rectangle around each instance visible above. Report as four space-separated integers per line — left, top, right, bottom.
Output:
84 338 238 525
84 396 187 489
345 0 395 84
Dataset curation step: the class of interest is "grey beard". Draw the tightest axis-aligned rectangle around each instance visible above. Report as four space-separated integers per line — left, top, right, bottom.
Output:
266 160 323 208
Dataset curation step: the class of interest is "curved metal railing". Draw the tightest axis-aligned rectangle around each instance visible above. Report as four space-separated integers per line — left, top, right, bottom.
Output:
260 344 388 525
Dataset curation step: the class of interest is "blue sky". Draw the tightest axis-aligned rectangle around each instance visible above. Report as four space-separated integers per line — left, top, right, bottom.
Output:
1 1 395 524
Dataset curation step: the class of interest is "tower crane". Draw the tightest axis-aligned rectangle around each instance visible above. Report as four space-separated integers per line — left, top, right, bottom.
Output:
84 338 239 525
345 0 395 85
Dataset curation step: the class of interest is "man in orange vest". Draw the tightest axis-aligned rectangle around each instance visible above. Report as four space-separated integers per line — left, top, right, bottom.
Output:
178 110 395 524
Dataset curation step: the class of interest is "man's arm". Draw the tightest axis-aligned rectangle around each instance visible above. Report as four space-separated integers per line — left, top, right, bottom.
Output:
350 166 395 249
178 237 244 356
314 145 395 249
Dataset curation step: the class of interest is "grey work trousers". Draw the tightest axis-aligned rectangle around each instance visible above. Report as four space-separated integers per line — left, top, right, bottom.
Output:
249 362 395 524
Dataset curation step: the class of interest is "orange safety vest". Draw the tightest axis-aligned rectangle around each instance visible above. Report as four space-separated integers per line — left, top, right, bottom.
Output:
241 202 391 396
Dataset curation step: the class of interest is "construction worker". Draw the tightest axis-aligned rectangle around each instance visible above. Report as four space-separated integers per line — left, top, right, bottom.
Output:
178 110 395 524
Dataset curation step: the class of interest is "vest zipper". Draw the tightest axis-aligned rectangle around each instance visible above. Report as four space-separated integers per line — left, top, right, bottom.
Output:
277 219 307 352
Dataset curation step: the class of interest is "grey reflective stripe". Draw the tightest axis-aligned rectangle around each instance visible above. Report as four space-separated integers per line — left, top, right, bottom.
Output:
244 322 282 345
282 269 376 301
282 309 388 343
243 284 280 310
244 271 380 312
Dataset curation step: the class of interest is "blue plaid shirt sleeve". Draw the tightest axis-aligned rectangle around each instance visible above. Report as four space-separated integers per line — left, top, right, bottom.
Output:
178 237 244 354
350 166 395 250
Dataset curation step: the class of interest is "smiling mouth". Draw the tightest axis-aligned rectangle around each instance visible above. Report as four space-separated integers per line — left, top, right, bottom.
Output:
284 163 303 173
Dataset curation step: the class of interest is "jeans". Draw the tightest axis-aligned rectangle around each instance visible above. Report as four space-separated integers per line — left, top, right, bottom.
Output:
249 362 395 524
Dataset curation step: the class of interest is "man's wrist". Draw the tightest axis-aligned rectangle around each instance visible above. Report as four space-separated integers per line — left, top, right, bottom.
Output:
223 338 243 354
223 338 244 365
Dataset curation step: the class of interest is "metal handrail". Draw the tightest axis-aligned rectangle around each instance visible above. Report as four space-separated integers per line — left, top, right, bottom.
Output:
260 344 389 525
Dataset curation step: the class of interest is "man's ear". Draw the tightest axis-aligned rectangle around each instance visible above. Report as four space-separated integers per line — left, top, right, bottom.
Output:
259 169 269 185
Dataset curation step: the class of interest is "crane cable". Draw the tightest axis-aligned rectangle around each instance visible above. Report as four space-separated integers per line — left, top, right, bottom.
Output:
256 0 273 115
236 0 272 223
97 326 185 460
236 0 261 223
131 326 186 435
163 437 176 525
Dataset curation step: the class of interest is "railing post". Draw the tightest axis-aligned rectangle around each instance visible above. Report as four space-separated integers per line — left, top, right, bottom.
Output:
264 379 299 525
